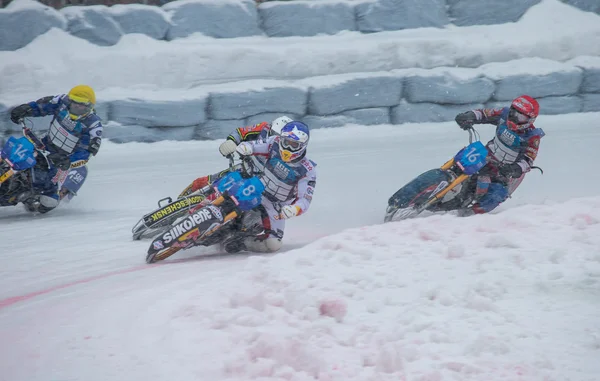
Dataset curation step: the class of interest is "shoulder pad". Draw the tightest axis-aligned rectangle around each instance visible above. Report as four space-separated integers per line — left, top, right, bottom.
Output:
530 127 545 138
81 113 103 127
300 158 316 172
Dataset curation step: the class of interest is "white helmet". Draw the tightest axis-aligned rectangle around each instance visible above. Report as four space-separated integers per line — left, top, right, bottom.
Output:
269 116 293 137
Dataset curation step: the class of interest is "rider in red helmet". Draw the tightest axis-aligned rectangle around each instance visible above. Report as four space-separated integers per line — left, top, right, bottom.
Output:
454 95 545 215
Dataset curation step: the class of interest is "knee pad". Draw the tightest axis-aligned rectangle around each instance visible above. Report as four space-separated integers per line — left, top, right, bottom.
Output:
37 194 59 214
39 194 59 208
243 237 282 253
477 183 509 213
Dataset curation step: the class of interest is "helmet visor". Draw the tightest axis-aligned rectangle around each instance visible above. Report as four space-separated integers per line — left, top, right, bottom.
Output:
509 107 530 125
67 99 93 117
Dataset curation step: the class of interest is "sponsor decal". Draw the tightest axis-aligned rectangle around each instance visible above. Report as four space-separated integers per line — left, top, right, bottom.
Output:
273 160 291 179
0 169 14 183
206 205 223 221
153 240 164 250
307 187 314 195
148 195 205 223
68 171 85 184
52 168 69 184
70 160 88 168
308 180 316 187
302 159 314 171
162 208 213 244
499 129 516 146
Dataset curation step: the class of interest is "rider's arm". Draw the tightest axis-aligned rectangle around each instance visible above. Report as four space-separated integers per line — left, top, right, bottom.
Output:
516 134 542 174
455 107 507 128
292 165 317 216
26 95 61 117
10 95 59 122
228 122 270 144
79 114 103 156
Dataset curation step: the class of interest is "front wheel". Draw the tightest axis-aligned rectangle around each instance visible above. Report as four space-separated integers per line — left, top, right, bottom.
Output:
384 169 452 223
146 246 181 264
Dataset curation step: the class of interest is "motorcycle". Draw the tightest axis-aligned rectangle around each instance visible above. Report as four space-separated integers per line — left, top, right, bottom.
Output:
0 122 53 210
131 158 250 241
145 155 266 264
0 121 90 212
384 127 491 222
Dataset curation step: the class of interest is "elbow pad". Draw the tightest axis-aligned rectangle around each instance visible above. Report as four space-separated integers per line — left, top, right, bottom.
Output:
88 137 101 156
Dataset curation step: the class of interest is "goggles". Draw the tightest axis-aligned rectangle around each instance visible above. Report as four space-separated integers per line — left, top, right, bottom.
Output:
67 98 93 117
508 107 531 125
280 137 303 152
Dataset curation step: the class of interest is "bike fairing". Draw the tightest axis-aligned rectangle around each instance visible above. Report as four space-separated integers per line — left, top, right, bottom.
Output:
147 171 267 260
0 134 49 206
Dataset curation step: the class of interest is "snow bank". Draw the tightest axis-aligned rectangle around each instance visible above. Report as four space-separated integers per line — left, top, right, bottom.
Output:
1 0 599 94
259 1 357 37
174 197 600 380
0 0 66 51
1 56 598 141
449 0 541 26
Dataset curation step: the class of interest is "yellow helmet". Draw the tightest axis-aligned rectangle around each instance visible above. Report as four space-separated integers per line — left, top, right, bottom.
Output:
67 85 96 120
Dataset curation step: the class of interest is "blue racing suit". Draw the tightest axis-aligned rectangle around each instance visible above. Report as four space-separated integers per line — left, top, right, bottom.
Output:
13 94 103 209
456 107 545 214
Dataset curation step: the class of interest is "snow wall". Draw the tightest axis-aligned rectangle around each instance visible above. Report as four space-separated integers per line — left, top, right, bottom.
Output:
2 0 600 51
1 0 600 142
2 57 599 142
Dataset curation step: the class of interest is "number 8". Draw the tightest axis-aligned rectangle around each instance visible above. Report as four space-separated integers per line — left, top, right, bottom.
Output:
242 185 255 197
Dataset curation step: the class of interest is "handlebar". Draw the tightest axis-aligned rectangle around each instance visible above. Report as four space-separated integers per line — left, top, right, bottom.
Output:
20 120 52 169
466 127 480 144
20 121 46 151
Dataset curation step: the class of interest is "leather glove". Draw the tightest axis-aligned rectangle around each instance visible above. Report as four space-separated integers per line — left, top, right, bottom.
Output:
218 140 237 157
10 104 32 124
499 163 523 178
455 111 476 130
235 142 253 157
47 153 71 171
279 205 300 219
88 137 101 156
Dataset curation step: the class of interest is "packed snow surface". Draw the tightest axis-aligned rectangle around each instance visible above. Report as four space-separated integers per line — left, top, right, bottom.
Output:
1 113 599 381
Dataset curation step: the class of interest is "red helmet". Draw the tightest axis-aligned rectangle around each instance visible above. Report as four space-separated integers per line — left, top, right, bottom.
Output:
507 95 539 132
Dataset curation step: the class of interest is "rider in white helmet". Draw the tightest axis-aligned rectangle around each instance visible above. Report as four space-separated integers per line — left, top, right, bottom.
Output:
179 116 293 197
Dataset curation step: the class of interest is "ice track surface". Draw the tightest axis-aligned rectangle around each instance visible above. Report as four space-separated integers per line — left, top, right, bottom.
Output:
1 114 599 381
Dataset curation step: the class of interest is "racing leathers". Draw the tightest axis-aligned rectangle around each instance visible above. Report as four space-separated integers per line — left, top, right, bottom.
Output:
232 135 317 253
10 94 102 212
179 122 272 197
455 107 545 214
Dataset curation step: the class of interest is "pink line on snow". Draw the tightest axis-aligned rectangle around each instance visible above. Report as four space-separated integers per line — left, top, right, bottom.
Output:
0 264 156 311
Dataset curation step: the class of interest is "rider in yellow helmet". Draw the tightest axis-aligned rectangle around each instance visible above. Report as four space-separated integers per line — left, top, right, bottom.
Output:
9 85 103 213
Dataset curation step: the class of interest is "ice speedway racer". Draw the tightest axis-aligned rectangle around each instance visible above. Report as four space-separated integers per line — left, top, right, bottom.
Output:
144 154 268 263
131 156 253 241
384 127 543 222
0 122 87 212
131 116 294 241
